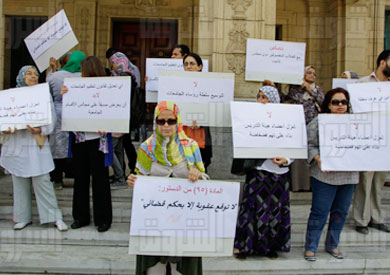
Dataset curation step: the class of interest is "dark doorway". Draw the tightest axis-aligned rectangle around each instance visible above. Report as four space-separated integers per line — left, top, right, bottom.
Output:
112 18 178 88
4 16 47 89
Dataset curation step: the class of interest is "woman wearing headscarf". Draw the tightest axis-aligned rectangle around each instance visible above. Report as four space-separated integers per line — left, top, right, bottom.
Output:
47 51 86 189
340 71 359 79
285 65 324 192
61 56 114 232
127 101 206 275
108 52 140 188
233 86 292 260
0 66 67 231
109 51 141 87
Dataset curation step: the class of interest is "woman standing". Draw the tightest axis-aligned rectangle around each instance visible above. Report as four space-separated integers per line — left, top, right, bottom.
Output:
47 51 86 189
62 56 113 232
304 88 358 261
286 66 324 192
0 66 67 231
127 101 206 275
233 86 292 259
182 53 213 170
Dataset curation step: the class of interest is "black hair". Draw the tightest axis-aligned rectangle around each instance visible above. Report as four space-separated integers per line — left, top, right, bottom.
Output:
183 53 203 67
174 44 190 56
106 48 117 59
376 50 390 68
321 88 351 114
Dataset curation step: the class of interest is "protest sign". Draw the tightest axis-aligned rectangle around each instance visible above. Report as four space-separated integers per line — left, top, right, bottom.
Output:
332 78 358 91
319 112 390 171
128 176 240 256
145 58 209 92
0 83 52 131
231 101 307 158
245 39 306 85
24 9 78 72
62 76 131 133
348 82 390 113
157 71 234 127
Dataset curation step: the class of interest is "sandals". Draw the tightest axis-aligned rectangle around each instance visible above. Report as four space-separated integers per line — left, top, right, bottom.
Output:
304 251 316 261
326 249 344 259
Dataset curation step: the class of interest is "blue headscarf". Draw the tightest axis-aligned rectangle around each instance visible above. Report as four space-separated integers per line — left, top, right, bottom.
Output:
16 65 38 87
259 85 280 104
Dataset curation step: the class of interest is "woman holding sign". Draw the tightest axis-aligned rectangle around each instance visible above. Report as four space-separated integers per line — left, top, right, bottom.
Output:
233 86 292 260
304 88 358 261
286 66 324 192
0 66 67 231
182 53 213 171
47 51 86 190
62 56 113 233
127 101 206 275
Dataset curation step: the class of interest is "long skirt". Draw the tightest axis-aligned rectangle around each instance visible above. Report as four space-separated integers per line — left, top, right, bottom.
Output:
234 170 291 255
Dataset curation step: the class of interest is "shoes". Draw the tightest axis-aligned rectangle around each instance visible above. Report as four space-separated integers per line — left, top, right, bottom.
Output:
110 180 128 189
266 250 278 259
55 220 68 231
326 249 344 259
233 252 246 260
97 223 110 232
14 221 32 230
355 226 369 235
368 222 390 232
71 221 90 229
54 181 63 190
304 251 316 261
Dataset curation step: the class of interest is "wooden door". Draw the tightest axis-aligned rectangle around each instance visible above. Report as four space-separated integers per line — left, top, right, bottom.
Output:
112 18 178 88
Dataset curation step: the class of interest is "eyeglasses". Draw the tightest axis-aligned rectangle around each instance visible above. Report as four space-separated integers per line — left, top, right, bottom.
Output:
306 71 316 76
331 99 348 106
156 118 177 126
25 71 39 77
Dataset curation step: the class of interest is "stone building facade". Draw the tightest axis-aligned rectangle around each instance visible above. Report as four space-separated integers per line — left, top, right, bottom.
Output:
0 0 389 178
1 0 389 93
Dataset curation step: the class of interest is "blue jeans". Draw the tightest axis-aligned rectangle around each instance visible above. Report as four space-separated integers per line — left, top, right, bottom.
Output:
305 177 355 253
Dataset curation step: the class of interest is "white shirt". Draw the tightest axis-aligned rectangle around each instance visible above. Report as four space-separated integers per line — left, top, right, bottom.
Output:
0 101 56 178
256 158 293 175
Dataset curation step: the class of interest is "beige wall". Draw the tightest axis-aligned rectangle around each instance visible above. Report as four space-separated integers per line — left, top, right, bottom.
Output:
2 0 390 94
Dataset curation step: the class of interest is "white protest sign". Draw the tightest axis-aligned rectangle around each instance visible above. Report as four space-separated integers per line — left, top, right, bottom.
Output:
231 101 307 159
24 9 78 73
145 58 209 93
245 39 306 85
319 112 390 171
348 82 390 113
128 176 240 257
332 78 359 90
62 76 131 133
158 71 234 127
0 83 52 131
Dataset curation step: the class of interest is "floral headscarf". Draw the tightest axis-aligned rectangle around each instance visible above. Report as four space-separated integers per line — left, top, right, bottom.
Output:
16 65 38 87
259 85 280 104
135 101 205 175
109 52 135 75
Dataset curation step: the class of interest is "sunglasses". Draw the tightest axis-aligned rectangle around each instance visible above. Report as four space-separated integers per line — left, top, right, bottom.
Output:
331 99 348 106
156 118 177 126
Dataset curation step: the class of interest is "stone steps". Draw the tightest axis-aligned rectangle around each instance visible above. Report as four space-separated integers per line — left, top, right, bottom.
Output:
2 198 390 224
1 220 389 248
1 244 390 274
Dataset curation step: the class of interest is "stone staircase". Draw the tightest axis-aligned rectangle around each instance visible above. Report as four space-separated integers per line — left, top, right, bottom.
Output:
1 174 390 274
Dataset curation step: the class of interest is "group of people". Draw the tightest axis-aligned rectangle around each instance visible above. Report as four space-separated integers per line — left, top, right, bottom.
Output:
1 42 390 275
